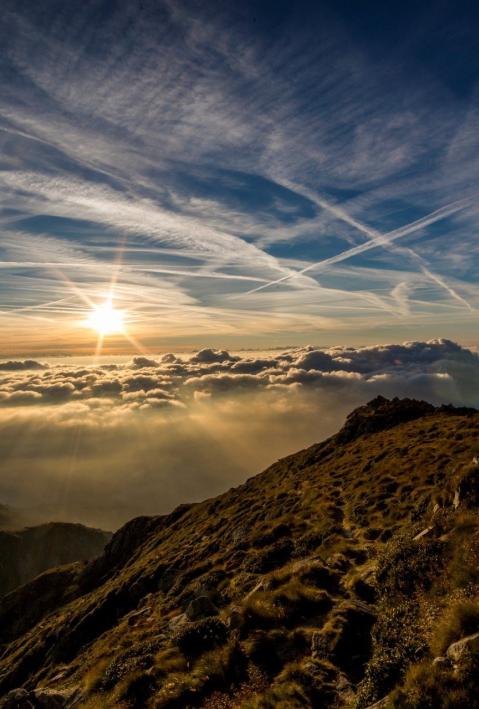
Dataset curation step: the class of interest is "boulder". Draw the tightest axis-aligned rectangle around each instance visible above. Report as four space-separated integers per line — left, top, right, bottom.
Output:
32 689 70 708
1 689 33 709
168 612 188 633
336 396 435 445
336 673 355 703
365 697 391 708
432 655 451 668
227 606 243 630
453 466 479 509
311 601 375 682
446 632 479 663
185 595 219 621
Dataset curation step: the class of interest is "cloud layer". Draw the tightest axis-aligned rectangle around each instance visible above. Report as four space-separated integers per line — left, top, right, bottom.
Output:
0 339 477 529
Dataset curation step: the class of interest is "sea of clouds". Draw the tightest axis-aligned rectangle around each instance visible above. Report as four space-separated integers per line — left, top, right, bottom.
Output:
0 338 477 529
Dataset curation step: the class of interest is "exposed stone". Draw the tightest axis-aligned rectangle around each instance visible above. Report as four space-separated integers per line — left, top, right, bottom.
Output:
432 655 452 668
227 606 243 629
336 396 435 445
336 672 355 703
32 688 71 708
168 612 189 633
0 689 33 709
452 466 479 509
0 688 73 709
185 595 219 621
446 632 479 663
365 696 391 708
311 601 375 682
413 527 433 541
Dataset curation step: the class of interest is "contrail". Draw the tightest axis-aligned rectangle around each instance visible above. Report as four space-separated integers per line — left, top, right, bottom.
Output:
241 198 470 296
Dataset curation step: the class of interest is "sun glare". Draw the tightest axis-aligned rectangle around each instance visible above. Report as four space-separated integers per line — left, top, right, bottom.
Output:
86 302 125 335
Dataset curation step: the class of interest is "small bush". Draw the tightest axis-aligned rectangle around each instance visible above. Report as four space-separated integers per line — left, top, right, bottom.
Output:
243 539 294 574
242 659 335 708
376 534 443 597
242 581 331 630
173 617 228 656
430 600 479 656
391 653 479 709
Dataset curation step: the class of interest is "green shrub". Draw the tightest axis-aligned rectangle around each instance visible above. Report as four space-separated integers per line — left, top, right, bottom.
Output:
430 600 479 656
376 534 443 597
173 617 228 656
391 653 479 709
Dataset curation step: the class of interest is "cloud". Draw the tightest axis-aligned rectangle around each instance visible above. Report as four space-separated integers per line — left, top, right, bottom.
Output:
0 360 47 371
131 356 160 368
0 0 477 350
190 348 240 364
0 340 477 530
0 339 477 411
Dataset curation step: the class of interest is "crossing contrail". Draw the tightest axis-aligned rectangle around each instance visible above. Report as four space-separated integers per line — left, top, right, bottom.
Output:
241 198 470 296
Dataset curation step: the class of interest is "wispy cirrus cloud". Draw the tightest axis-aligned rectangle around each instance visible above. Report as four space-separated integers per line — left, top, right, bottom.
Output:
0 0 478 352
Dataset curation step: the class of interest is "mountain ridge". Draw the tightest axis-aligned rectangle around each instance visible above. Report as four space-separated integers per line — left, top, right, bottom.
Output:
0 522 111 598
0 398 479 708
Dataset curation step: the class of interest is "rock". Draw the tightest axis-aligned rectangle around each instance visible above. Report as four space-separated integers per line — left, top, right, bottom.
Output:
432 655 451 668
227 606 243 629
126 607 149 626
244 578 268 600
185 595 219 621
311 601 375 682
325 552 350 572
1 689 34 709
446 632 479 663
453 489 460 509
365 697 391 708
168 612 189 633
413 527 433 541
336 672 355 703
336 396 435 445
32 689 71 708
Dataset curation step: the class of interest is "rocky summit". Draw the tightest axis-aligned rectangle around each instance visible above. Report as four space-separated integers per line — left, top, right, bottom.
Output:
1 397 479 708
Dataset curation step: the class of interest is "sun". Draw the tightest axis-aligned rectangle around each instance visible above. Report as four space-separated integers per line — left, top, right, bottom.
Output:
86 302 125 335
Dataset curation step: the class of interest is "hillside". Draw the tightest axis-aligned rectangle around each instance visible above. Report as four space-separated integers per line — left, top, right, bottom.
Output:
0 397 479 708
0 523 111 597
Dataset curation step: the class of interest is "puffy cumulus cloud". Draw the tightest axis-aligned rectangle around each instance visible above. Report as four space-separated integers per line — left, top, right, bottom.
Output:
0 339 477 412
190 348 240 364
0 359 47 371
131 356 160 369
0 340 477 530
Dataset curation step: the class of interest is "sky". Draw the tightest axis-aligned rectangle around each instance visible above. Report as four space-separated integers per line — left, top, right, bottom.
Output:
0 0 478 356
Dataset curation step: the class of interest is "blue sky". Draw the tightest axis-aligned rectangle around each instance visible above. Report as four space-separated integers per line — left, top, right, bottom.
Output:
0 0 478 354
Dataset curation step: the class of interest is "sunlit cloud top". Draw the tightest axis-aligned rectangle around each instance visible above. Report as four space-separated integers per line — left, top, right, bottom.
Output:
0 0 478 354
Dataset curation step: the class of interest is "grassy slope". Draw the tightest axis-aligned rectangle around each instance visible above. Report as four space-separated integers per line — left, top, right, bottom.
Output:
0 397 478 708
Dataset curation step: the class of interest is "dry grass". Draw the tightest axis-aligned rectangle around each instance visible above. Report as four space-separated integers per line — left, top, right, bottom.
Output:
0 401 477 708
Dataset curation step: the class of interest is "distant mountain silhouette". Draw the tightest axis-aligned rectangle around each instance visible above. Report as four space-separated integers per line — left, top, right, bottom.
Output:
0 399 478 708
0 522 111 596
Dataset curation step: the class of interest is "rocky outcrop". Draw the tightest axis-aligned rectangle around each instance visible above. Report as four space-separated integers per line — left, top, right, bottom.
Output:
0 687 77 708
446 632 479 663
336 396 436 444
